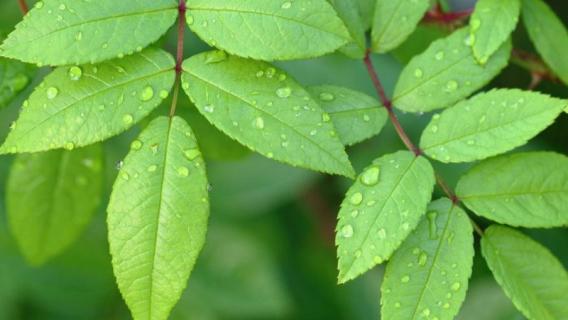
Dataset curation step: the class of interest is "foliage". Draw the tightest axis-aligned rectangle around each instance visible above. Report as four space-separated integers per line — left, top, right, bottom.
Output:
0 0 567 319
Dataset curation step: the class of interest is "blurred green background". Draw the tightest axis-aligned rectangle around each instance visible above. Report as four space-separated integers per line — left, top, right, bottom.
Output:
0 0 566 319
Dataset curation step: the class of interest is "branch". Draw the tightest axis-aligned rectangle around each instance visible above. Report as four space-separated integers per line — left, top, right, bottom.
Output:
169 0 186 117
362 50 485 237
18 0 28 15
363 50 422 157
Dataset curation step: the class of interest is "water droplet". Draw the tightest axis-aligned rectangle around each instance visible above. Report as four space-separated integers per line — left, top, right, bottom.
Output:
451 282 461 291
435 51 445 61
75 32 82 41
401 275 410 283
35 1 44 9
204 104 215 113
254 117 265 129
363 114 371 122
205 50 227 63
394 302 401 308
414 68 423 78
46 87 59 99
322 113 331 122
122 114 134 125
445 80 459 92
377 228 387 239
431 125 439 133
319 92 335 101
159 90 169 99
276 87 292 98
187 15 194 25
121 172 130 180
184 149 200 160
341 225 354 238
265 68 276 78
443 303 450 309
360 166 380 186
255 70 264 78
68 66 82 81
471 19 481 31
281 1 292 9
418 252 428 266
427 211 438 239
422 309 431 317
130 140 143 150
147 165 158 172
349 192 363 205
64 142 75 150
140 86 154 101
464 34 475 47
177 167 190 177
351 210 359 218
479 115 486 124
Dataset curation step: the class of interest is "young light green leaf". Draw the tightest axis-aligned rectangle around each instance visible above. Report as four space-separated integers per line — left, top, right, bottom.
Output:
481 225 568 320
393 28 511 113
381 198 474 320
0 48 175 154
371 0 431 53
0 58 33 108
0 0 178 66
185 0 351 61
457 152 568 228
522 0 568 85
420 89 566 163
470 0 521 64
307 85 387 146
7 145 103 265
336 151 435 283
108 116 209 320
329 0 366 59
181 51 354 178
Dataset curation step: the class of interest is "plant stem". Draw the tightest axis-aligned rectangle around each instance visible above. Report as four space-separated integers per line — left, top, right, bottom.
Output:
169 0 186 117
363 50 422 157
17 0 28 15
362 49 485 237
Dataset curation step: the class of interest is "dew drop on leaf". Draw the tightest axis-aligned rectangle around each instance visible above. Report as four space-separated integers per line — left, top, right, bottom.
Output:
276 87 292 98
319 92 335 101
46 87 59 99
122 114 134 125
140 86 154 101
341 225 354 238
349 192 363 205
68 66 82 81
360 166 380 186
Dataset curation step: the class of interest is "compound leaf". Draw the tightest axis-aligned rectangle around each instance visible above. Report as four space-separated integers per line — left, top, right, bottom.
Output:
185 0 351 61
7 144 103 265
308 85 387 146
181 51 354 178
371 0 431 53
470 0 521 64
381 198 474 320
0 0 178 66
393 28 511 113
481 226 568 320
457 152 568 228
329 0 367 59
108 116 209 320
0 58 34 108
0 48 175 154
522 0 568 85
420 89 566 163
336 151 435 283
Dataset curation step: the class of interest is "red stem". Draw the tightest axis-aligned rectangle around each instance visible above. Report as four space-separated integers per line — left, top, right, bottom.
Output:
364 50 422 157
169 0 186 117
18 0 28 15
362 50 483 234
423 3 472 25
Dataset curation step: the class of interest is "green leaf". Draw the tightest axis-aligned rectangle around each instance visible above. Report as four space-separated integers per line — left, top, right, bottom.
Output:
307 85 387 146
469 0 520 65
336 151 435 283
108 116 209 320
0 0 178 66
481 225 568 320
356 0 376 30
393 28 511 113
420 89 566 163
181 51 354 178
522 0 568 85
329 0 366 59
457 152 568 228
371 0 431 53
0 48 175 154
0 58 33 108
392 24 449 64
7 145 103 265
381 198 474 320
185 0 351 61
